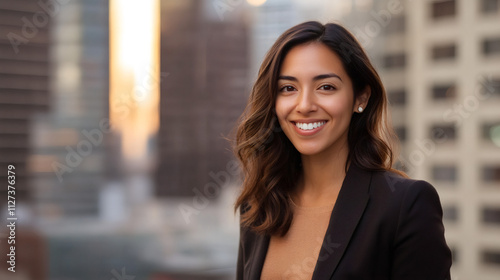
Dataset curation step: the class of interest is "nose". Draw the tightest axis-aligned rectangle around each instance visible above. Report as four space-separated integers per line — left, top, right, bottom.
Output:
296 89 317 114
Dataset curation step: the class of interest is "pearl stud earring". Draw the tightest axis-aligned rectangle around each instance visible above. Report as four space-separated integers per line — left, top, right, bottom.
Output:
358 106 364 113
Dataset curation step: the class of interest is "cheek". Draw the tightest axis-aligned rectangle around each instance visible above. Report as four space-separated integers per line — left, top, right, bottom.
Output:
275 97 292 122
320 95 354 117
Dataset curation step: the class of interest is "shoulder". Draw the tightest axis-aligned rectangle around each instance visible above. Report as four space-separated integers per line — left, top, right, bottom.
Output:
369 172 452 278
370 169 439 198
367 170 443 217
365 170 446 245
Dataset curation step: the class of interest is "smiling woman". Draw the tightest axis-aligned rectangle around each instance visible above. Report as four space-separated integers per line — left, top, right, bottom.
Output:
275 42 370 159
233 21 452 279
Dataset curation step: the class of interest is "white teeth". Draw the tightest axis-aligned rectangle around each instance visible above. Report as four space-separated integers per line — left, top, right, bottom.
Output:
295 121 326 131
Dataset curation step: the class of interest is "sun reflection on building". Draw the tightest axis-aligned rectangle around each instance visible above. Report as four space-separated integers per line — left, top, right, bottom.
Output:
109 0 160 167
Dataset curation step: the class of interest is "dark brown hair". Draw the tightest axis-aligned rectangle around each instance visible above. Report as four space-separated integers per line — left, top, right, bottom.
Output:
234 21 403 237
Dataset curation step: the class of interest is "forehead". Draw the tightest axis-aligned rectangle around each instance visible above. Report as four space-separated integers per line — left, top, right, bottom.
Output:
279 42 349 81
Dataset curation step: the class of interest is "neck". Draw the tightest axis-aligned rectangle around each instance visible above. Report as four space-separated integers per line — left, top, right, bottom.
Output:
295 138 349 203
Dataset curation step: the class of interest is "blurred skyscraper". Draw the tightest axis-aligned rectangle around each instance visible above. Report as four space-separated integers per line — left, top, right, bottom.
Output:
0 2 51 278
339 0 500 279
157 0 249 196
0 0 51 209
248 0 299 79
0 1 113 279
28 0 110 223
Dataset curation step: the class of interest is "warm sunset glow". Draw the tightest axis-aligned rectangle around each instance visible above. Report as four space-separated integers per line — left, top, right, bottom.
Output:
110 0 160 164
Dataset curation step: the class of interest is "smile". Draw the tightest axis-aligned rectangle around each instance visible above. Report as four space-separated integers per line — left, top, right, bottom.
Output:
295 121 326 131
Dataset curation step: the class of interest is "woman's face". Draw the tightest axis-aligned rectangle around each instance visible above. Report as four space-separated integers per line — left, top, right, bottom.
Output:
275 42 369 157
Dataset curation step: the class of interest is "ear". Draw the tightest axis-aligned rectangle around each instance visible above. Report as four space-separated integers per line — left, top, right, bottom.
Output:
354 86 371 113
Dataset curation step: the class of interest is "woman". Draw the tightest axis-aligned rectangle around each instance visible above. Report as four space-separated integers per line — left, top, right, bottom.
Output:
234 21 452 280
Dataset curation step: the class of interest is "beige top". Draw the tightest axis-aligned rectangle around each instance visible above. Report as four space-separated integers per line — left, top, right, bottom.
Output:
260 199 334 280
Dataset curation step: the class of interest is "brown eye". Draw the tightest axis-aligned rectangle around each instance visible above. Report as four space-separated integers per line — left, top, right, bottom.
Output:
280 85 296 92
319 85 336 91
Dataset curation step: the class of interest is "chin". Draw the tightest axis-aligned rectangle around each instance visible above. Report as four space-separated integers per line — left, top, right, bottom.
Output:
292 143 325 156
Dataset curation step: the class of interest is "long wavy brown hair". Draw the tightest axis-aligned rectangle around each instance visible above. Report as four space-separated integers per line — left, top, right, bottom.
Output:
234 21 403 237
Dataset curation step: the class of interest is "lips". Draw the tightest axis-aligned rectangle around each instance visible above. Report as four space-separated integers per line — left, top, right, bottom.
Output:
291 120 327 136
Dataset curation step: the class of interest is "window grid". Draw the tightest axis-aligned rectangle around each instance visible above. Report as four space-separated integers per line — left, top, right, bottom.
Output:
432 165 457 182
430 124 457 142
383 53 406 69
482 37 500 56
388 89 406 106
481 0 500 14
432 84 456 100
431 0 456 19
432 44 457 61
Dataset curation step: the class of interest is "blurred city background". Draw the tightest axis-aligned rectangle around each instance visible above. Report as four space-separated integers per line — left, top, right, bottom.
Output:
0 0 499 279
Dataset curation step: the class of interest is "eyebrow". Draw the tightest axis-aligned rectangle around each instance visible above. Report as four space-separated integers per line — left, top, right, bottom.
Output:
278 73 343 82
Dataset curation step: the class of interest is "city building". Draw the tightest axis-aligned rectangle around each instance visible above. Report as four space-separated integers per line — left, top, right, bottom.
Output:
0 0 51 208
343 0 500 279
28 0 110 222
157 0 250 196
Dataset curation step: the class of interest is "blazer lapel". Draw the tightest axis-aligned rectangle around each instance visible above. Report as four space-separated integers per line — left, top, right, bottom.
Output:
311 163 372 279
247 231 270 280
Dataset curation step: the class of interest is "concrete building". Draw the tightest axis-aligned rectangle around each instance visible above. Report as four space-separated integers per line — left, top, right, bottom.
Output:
346 0 500 279
405 2 500 279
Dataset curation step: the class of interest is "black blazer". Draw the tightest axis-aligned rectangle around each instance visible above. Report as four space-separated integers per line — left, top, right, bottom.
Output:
237 164 452 280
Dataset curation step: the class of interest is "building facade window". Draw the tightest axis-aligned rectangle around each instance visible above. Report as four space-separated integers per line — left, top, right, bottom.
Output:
431 0 456 19
443 205 459 221
482 207 500 225
388 89 406 106
481 0 500 13
482 77 500 97
394 126 407 142
481 122 500 145
432 165 457 182
482 37 500 56
481 250 500 267
383 53 406 69
432 44 457 61
385 16 406 34
482 165 500 183
432 84 456 100
430 124 457 142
